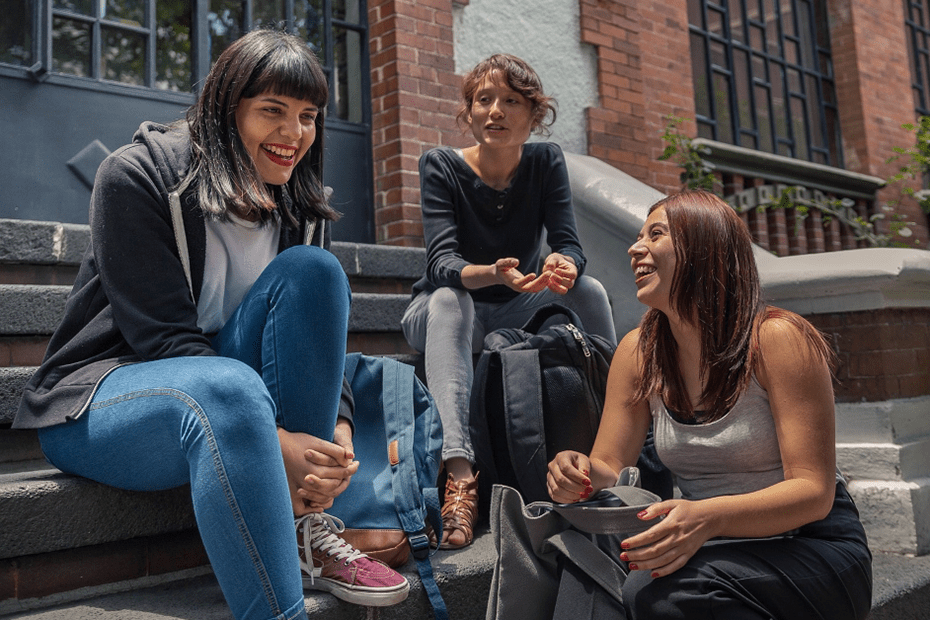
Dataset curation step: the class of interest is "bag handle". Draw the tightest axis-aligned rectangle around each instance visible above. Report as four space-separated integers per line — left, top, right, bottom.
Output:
520 303 584 335
545 529 628 607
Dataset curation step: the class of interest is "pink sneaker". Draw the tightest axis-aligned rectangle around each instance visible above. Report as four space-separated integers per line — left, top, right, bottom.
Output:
296 513 410 606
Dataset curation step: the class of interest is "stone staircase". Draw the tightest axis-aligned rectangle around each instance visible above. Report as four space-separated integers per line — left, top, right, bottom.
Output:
3 217 930 619
0 218 493 619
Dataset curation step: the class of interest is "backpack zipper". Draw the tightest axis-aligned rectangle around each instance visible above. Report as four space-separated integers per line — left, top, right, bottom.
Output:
566 323 591 358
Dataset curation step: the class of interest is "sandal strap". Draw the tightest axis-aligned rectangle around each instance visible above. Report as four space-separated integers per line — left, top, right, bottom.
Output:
440 474 479 546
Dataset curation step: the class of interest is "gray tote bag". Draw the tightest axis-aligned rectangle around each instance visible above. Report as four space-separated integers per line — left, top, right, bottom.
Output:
485 467 662 620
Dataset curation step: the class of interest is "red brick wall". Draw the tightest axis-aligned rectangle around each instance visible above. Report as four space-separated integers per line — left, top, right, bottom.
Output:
577 0 693 195
367 0 468 247
368 0 928 249
808 308 930 402
828 0 929 247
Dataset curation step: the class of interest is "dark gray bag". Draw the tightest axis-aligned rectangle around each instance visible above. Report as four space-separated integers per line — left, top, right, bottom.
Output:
485 467 661 620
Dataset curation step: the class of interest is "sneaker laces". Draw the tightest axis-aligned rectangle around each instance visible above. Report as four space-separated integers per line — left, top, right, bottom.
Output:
296 512 365 586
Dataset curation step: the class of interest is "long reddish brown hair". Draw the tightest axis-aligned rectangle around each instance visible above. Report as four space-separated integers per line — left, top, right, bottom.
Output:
632 190 833 421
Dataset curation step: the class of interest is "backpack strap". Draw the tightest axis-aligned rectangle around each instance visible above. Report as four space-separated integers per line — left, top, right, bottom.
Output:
498 349 550 502
379 357 449 620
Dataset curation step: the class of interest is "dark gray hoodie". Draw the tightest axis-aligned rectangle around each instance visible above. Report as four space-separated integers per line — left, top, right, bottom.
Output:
14 121 348 429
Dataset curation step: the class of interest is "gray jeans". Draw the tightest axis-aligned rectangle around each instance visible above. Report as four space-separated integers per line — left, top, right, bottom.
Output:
401 276 617 464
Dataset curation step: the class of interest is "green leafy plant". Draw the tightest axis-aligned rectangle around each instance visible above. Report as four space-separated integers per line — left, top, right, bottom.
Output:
658 114 915 248
886 116 930 216
658 115 719 193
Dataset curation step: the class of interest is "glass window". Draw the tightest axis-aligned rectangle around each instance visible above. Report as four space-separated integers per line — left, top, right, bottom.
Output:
156 1 192 91
8 0 368 126
688 0 842 167
906 0 930 117
1 0 34 66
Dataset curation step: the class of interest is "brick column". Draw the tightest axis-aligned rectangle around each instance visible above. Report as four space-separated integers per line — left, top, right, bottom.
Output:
578 0 696 194
367 0 465 247
828 0 929 246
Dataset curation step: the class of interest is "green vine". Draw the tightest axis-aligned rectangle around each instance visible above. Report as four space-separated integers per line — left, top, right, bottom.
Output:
657 114 913 248
886 115 930 216
658 116 720 194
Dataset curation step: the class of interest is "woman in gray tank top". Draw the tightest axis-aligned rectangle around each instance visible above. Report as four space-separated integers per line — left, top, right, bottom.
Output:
546 190 872 619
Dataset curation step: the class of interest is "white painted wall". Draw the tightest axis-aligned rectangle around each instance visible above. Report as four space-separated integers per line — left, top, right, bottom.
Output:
452 0 598 156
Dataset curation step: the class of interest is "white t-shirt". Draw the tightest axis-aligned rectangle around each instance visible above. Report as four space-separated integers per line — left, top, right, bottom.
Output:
196 213 281 334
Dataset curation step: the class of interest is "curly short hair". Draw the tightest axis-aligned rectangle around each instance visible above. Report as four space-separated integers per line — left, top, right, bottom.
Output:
456 54 557 137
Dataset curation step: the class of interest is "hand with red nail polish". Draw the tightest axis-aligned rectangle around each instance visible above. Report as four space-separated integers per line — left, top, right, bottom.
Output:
546 450 599 504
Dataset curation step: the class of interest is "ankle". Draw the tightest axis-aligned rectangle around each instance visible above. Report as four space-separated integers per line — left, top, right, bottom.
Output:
445 458 475 483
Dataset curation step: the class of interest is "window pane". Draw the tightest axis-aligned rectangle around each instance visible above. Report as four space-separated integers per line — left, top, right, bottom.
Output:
713 71 733 143
103 0 145 26
756 84 774 151
332 27 363 122
691 33 711 117
253 0 285 29
779 0 795 37
750 24 764 50
798 1 814 67
52 17 92 77
787 67 801 93
294 0 324 55
0 0 33 66
710 40 726 68
687 0 703 28
54 0 94 16
772 65 788 139
734 49 752 130
784 39 798 65
332 0 362 24
707 6 724 37
156 0 192 91
209 0 244 64
825 106 840 166
791 95 808 158
805 75 823 149
101 26 145 85
698 120 714 140
729 0 744 44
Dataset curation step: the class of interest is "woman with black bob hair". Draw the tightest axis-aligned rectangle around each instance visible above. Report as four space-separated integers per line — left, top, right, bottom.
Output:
14 29 408 619
547 190 872 619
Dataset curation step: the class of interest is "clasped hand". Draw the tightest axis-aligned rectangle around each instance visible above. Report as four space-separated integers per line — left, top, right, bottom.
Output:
548 449 715 578
495 252 577 294
278 418 358 516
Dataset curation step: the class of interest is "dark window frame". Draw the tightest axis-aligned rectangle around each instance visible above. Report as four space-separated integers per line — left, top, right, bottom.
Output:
906 0 930 118
1 0 370 124
688 0 843 168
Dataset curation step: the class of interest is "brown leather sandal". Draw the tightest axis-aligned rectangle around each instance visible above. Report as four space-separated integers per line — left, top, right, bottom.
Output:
438 473 479 550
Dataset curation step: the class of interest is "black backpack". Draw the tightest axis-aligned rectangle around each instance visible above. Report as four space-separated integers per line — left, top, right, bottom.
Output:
469 304 615 509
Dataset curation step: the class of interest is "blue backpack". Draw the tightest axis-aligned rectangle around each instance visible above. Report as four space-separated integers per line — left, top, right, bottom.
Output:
329 353 447 619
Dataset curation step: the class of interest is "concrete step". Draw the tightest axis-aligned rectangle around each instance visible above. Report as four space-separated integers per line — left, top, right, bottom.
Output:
0 527 495 619
1 532 928 619
0 287 412 338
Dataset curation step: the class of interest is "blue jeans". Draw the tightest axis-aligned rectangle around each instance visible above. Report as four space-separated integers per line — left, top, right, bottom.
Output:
38 245 351 620
401 276 617 464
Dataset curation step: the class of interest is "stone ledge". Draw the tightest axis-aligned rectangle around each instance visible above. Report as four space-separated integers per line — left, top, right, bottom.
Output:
0 466 195 560
0 219 89 266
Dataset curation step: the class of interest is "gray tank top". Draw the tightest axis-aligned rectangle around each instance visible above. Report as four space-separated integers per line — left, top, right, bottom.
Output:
651 377 785 500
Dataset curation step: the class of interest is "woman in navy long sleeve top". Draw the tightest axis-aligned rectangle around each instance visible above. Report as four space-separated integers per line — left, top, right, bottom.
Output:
402 53 617 550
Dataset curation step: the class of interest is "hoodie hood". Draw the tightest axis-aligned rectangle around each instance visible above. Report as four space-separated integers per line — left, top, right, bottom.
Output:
131 121 193 197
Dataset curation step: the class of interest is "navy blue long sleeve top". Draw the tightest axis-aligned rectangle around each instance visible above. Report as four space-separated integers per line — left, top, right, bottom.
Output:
411 142 587 303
